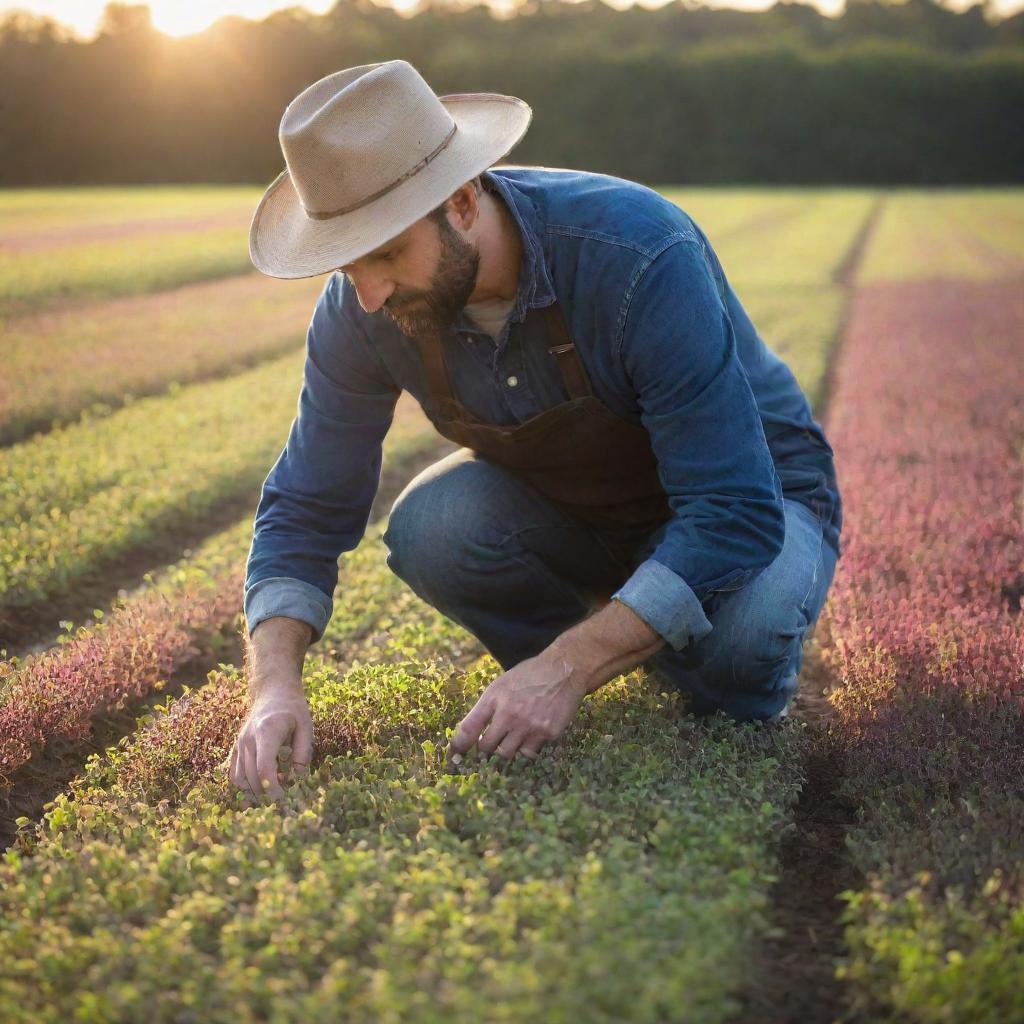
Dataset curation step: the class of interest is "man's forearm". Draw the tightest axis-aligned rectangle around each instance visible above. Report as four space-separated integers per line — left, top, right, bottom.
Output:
545 598 666 696
245 616 314 702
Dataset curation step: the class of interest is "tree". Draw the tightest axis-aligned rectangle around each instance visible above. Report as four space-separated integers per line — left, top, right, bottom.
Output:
98 3 154 36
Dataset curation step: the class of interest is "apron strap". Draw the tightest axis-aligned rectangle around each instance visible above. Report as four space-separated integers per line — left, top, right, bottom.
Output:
542 302 592 400
415 330 457 402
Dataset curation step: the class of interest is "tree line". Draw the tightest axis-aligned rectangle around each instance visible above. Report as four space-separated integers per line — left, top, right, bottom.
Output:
1 0 1021 185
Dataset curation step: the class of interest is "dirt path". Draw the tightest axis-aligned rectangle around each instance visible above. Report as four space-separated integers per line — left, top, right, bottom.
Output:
734 639 862 1024
730 195 887 1024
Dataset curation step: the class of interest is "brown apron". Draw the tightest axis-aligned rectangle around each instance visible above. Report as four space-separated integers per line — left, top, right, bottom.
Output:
412 299 672 532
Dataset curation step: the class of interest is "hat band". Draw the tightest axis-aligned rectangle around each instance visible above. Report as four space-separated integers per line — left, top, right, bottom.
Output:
303 122 458 221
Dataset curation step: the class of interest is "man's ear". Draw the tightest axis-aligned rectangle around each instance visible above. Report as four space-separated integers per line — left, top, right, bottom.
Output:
447 180 481 232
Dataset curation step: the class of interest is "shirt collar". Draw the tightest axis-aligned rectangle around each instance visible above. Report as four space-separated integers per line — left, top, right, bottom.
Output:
479 168 557 321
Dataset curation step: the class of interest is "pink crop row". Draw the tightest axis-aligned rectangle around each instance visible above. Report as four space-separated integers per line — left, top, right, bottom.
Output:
0 566 243 792
819 275 1023 762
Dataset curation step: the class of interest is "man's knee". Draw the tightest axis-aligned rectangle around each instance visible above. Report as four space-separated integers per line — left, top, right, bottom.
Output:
383 455 506 590
663 578 813 696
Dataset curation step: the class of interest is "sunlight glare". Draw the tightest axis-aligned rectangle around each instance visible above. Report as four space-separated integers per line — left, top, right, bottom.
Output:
146 0 336 37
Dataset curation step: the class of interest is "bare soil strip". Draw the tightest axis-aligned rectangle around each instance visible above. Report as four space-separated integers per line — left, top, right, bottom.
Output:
808 193 884 425
733 639 863 1024
0 437 457 848
730 194 885 1024
832 193 884 290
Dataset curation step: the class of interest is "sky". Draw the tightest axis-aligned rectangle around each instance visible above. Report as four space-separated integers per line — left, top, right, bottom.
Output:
1 0 1018 38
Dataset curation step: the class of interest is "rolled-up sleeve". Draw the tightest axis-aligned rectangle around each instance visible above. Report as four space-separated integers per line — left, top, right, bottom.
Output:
610 237 785 651
244 273 401 643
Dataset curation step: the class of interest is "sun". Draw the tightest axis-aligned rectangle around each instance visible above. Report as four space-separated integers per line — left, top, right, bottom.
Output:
146 1 222 36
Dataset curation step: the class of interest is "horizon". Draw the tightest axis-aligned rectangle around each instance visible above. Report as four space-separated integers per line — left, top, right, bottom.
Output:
2 0 1020 41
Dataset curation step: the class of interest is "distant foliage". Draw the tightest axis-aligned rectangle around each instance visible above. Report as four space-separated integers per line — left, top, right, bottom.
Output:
0 0 1021 185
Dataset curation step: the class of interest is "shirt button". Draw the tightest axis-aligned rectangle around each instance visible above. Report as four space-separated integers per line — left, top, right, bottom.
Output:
506 375 519 388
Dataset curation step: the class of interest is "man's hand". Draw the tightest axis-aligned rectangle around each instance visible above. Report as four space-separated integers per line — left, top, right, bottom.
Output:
229 692 314 801
447 598 666 765
229 615 314 801
447 650 588 763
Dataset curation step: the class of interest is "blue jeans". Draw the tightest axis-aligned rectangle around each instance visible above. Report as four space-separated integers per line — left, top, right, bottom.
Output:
382 448 838 722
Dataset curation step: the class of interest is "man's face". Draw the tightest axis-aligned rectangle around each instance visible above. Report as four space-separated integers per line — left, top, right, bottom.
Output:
339 209 480 340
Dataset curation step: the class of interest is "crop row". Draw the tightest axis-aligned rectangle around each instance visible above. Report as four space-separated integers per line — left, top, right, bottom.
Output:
44 512 482 815
0 403 445 794
816 272 1023 1020
0 223 257 316
0 187 260 315
3 616 807 1024
0 347 299 618
857 190 1024 284
0 185 258 233
0 354 432 621
0 272 324 446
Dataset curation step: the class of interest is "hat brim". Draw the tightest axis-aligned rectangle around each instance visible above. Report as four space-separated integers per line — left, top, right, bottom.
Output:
249 93 532 280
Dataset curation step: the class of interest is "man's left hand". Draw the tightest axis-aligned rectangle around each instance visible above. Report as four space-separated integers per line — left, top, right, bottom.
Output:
447 650 589 763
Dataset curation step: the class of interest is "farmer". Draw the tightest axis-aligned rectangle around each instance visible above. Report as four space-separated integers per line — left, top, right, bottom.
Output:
229 60 843 800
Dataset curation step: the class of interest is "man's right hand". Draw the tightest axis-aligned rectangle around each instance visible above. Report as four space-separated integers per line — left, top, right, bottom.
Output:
229 616 315 801
229 691 314 801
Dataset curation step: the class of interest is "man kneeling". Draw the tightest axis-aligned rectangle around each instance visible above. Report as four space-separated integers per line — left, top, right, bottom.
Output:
229 60 842 799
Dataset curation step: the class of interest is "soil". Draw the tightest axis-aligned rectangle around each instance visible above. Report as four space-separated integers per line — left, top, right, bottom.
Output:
728 195 886 1024
733 638 864 1024
812 194 885 421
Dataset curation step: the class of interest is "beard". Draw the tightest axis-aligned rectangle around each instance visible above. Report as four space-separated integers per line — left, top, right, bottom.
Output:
381 217 481 340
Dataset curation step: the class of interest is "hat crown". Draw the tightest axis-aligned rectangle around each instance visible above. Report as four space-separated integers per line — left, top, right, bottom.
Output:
279 60 457 219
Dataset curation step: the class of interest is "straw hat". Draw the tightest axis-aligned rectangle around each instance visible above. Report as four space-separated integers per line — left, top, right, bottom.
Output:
249 60 532 279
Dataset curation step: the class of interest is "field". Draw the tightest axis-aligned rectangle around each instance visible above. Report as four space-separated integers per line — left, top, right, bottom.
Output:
0 183 1021 1023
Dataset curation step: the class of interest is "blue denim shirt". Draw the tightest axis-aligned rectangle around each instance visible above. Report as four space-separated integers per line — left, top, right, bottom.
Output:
245 166 842 651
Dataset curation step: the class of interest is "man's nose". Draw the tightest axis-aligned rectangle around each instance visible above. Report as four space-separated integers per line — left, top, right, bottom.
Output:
344 270 395 315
